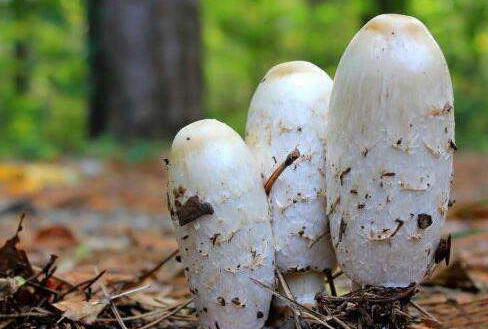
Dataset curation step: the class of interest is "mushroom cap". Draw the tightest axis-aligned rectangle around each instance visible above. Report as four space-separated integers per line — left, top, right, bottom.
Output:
168 119 275 329
245 61 336 274
326 14 454 287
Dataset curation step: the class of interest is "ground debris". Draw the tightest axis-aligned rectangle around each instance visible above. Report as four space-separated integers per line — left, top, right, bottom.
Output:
316 284 417 329
0 215 197 329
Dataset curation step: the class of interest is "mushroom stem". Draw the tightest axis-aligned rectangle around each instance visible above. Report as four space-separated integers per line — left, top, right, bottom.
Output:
264 149 300 195
276 272 325 310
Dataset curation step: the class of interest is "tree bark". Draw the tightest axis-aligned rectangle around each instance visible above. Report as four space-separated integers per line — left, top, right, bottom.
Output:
88 0 202 139
12 0 30 94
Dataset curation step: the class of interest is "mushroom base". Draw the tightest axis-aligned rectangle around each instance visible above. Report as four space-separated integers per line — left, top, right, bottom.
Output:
269 271 325 327
316 284 417 329
277 272 325 308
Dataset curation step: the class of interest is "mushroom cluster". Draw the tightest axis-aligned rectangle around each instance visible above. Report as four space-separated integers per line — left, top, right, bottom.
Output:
164 13 454 329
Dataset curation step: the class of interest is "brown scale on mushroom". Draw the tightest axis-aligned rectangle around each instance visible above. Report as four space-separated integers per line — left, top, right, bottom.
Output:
381 171 396 178
231 297 246 308
216 296 226 306
448 139 457 151
210 233 221 246
338 218 347 243
339 167 351 186
175 195 214 226
434 235 451 266
417 214 433 229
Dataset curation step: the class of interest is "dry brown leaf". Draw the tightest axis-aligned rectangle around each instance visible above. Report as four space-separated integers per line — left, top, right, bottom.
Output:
54 297 106 324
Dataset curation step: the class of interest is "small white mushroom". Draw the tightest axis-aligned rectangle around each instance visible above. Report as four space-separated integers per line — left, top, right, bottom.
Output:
245 61 337 307
326 14 454 287
167 119 275 329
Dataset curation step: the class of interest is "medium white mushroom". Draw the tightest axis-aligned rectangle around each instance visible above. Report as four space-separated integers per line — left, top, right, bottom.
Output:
167 119 275 329
245 61 337 308
326 14 454 288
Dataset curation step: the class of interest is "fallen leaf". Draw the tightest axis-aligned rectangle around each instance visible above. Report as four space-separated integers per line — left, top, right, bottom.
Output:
34 225 78 249
0 217 33 278
54 297 106 324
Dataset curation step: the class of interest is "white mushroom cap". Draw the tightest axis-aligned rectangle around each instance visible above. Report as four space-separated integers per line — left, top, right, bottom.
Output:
326 14 454 287
245 61 337 304
167 119 275 329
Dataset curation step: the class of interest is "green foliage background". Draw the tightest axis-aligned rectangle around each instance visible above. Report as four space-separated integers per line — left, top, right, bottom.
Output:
0 0 86 159
0 0 487 159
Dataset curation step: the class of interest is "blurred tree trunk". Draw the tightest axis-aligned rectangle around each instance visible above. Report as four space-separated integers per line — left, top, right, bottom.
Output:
88 0 202 139
12 0 30 94
362 0 408 25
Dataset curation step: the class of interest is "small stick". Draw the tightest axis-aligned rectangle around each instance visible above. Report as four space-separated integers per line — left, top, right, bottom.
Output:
264 149 300 195
110 284 151 300
409 300 440 324
276 268 303 329
0 312 51 319
324 270 343 283
394 308 413 319
31 265 74 289
121 249 178 290
96 309 164 323
96 267 128 329
24 281 59 297
134 298 193 329
251 277 348 329
325 270 337 297
55 270 107 302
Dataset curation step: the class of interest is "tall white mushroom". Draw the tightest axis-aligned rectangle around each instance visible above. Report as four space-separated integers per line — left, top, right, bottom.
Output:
245 61 337 308
326 14 454 288
167 119 275 329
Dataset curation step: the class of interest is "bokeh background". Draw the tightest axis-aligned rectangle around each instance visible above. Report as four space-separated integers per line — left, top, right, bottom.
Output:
0 0 487 160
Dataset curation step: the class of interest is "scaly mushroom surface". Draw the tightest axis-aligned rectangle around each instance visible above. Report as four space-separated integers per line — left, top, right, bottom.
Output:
246 61 337 306
326 14 454 287
167 119 275 329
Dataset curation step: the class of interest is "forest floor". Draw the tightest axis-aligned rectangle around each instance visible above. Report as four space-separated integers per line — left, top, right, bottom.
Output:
0 152 487 328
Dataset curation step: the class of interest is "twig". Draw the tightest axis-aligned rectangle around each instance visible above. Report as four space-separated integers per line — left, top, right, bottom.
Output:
110 284 151 300
250 277 338 329
26 255 57 284
97 267 128 329
134 298 193 329
325 269 337 297
317 284 417 304
276 268 303 329
31 265 74 289
121 249 178 290
136 250 178 283
324 270 343 283
24 281 59 297
0 312 50 319
39 255 58 286
55 270 107 302
96 309 164 323
394 308 413 319
264 149 300 195
409 300 440 325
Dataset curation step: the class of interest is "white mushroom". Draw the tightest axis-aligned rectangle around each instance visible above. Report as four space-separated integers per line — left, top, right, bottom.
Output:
245 61 337 307
167 119 275 329
326 14 454 288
